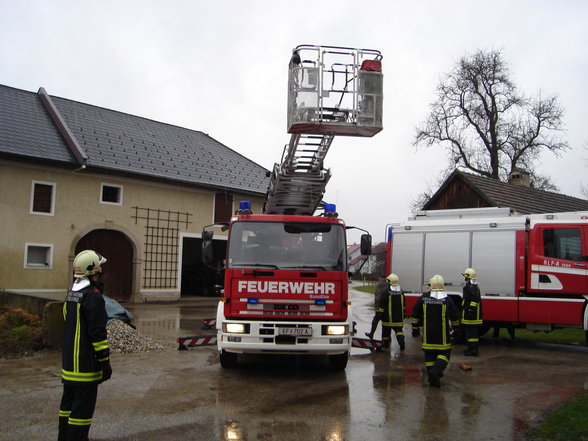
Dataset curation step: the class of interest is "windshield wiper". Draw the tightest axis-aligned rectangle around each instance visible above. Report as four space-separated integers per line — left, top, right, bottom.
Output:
280 265 329 271
234 263 279 269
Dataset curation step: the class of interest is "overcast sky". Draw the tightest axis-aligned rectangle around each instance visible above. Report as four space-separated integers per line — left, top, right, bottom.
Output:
2 0 587 244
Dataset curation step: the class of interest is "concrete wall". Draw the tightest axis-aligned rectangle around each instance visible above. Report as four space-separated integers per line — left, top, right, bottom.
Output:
0 291 63 348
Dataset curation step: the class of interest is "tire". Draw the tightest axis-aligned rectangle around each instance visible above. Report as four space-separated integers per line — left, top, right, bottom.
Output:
328 351 349 371
219 350 238 368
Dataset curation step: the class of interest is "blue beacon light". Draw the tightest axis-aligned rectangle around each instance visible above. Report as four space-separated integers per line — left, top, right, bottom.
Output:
324 204 336 214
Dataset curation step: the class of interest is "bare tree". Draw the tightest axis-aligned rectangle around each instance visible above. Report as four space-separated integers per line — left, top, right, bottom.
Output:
414 49 568 190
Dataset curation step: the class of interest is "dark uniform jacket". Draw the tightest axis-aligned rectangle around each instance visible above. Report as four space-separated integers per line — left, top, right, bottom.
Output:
411 292 460 350
61 280 110 384
373 281 389 308
461 282 483 325
377 287 405 328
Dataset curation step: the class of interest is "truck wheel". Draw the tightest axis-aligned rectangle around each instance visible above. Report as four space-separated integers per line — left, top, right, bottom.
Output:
328 352 349 371
219 350 238 368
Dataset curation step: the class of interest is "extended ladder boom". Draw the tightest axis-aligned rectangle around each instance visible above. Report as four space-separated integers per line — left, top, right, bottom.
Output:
263 45 383 215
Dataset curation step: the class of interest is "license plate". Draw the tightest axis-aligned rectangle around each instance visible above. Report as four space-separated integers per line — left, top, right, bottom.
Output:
278 327 312 336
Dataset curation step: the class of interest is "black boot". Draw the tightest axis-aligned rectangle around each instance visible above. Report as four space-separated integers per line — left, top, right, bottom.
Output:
67 424 91 441
463 342 478 356
365 320 378 340
428 370 441 388
58 417 68 441
397 334 405 351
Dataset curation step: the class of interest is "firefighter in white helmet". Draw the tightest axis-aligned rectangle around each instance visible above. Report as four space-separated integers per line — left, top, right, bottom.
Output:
411 275 460 387
461 267 483 356
58 250 111 441
366 273 406 350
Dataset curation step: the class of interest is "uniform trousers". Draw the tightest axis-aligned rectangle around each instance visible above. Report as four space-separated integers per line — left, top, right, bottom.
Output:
58 383 98 441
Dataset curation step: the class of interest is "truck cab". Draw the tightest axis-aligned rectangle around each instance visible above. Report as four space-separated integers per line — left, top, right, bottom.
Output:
203 203 372 369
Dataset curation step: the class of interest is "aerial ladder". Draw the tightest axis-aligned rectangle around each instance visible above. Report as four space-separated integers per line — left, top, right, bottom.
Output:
263 45 383 215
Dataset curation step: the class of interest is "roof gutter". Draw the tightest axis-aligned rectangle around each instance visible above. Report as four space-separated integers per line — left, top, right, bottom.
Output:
38 87 88 168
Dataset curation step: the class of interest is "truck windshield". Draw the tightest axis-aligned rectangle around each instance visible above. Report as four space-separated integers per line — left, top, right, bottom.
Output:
227 221 347 271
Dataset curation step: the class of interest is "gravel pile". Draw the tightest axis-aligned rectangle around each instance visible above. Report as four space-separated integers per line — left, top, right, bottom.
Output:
106 320 174 353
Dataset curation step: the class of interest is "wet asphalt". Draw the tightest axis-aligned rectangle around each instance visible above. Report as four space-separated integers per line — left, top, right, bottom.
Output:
1 283 587 441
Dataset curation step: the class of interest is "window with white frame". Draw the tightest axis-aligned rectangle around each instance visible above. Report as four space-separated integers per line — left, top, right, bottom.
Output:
100 183 123 205
24 243 53 268
30 181 56 215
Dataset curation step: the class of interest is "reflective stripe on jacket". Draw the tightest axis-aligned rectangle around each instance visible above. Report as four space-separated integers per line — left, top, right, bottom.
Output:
61 282 109 385
378 287 405 327
412 293 460 350
461 282 483 325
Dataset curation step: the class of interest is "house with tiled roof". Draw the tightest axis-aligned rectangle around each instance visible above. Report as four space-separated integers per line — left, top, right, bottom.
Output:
423 169 588 214
0 84 270 302
347 242 386 276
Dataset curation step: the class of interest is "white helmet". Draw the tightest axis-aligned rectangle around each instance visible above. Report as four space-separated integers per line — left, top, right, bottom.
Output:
386 273 399 286
73 250 107 278
462 268 477 280
429 274 445 290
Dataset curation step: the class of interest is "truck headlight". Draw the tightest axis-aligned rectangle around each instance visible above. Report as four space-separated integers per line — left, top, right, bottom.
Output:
325 325 348 336
223 323 248 334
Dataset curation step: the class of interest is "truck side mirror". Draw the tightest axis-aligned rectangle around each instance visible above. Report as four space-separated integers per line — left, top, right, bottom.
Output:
360 234 372 255
202 230 214 265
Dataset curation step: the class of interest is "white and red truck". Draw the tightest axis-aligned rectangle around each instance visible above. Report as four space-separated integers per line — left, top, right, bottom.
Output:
202 45 383 369
385 207 588 341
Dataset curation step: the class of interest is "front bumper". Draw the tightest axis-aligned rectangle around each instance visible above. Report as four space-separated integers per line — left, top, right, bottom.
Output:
217 320 352 355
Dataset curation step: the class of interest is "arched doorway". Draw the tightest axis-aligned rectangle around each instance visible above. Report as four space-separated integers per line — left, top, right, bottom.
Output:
75 229 134 302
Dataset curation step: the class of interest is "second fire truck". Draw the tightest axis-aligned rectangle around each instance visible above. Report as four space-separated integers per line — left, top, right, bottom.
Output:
386 207 588 342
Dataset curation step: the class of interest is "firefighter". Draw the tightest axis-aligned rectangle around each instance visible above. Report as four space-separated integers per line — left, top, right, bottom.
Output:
58 250 112 441
411 275 460 387
461 268 483 356
366 274 406 350
365 275 388 341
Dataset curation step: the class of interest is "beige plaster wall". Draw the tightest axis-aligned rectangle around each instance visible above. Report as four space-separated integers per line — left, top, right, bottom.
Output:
0 161 264 301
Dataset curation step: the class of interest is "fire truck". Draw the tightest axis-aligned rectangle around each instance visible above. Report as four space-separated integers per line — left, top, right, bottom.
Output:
202 45 383 369
385 207 588 341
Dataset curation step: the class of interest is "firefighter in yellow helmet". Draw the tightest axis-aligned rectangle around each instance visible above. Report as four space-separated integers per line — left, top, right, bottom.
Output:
461 268 483 356
366 273 406 350
411 275 460 387
58 250 111 441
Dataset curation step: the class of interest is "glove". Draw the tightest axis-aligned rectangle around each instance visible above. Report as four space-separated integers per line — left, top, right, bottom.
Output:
412 328 420 338
450 329 456 343
99 361 112 383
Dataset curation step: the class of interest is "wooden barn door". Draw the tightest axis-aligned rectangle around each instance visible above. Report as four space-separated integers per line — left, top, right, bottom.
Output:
75 229 134 302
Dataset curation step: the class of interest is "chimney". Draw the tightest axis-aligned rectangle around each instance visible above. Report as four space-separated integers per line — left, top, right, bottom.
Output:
508 169 531 187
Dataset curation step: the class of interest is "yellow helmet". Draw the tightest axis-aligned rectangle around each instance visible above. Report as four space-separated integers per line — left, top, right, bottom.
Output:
386 273 399 286
429 274 445 290
462 268 477 280
73 250 107 278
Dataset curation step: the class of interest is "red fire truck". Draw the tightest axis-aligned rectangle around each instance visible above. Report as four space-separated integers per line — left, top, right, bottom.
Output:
385 207 588 341
203 45 383 369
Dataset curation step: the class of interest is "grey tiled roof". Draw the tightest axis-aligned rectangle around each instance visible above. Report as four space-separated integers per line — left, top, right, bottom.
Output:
0 85 76 164
430 170 588 214
0 84 270 195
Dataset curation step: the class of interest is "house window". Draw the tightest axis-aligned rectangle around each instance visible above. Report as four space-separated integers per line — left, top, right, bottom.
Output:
100 183 123 205
30 181 55 215
24 243 53 268
214 193 233 223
